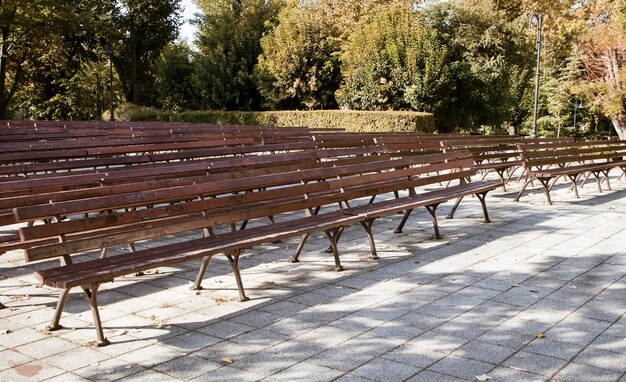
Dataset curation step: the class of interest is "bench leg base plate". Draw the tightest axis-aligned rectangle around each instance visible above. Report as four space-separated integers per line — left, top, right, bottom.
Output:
45 324 63 332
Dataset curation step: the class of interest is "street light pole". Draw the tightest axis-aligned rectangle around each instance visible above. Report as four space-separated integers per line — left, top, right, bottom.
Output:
103 37 115 121
530 14 543 138
573 97 580 134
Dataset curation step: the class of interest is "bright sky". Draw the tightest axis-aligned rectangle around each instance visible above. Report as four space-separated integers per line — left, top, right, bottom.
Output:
179 0 200 44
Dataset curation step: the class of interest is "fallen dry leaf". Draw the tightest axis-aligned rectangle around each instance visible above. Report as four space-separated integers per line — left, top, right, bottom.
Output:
1 329 12 334
213 297 226 304
218 356 234 365
159 303 174 309
475 374 491 381
533 333 546 339
262 281 276 286
84 340 96 347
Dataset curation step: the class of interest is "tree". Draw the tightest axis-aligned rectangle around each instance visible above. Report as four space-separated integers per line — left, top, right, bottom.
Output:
255 1 342 110
575 0 626 139
336 3 449 113
0 0 106 119
109 0 182 107
194 0 282 111
157 43 198 111
422 0 534 132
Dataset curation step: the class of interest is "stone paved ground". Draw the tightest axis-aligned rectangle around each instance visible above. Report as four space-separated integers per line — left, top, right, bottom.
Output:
1 173 625 381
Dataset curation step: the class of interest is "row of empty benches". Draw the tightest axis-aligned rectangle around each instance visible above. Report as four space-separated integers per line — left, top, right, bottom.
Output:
1 120 625 345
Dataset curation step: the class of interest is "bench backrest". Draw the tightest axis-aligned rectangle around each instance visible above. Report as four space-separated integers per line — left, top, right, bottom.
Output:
518 140 626 168
15 149 476 263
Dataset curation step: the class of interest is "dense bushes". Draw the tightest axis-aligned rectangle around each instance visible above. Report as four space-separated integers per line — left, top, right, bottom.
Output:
131 109 435 132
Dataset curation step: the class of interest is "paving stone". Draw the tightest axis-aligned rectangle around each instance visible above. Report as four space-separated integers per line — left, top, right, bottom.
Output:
0 349 34 372
487 365 547 381
45 373 91 382
452 340 517 364
503 350 569 377
333 374 373 382
14 337 76 360
368 320 420 342
121 369 182 381
0 360 66 382
408 330 471 354
477 328 535 351
258 300 310 317
382 342 447 368
590 333 626 354
43 346 110 371
188 366 264 382
74 357 145 381
161 331 222 353
229 310 284 328
522 337 585 360
118 343 187 368
270 361 344 381
545 317 612 345
154 355 223 381
350 357 421 382
573 347 626 372
553 362 623 382
231 351 300 376
406 370 467 382
195 320 255 339
230 328 290 350
427 354 494 380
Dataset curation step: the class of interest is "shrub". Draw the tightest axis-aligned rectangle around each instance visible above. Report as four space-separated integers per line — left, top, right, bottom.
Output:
131 109 435 133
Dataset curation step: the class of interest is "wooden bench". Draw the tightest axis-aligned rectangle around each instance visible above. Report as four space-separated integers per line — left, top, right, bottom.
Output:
514 140 626 204
441 137 575 191
12 149 501 345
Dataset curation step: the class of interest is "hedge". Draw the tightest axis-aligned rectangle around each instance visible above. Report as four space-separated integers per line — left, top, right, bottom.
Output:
131 110 435 133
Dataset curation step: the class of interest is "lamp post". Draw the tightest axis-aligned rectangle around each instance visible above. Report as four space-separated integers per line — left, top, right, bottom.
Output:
529 14 543 138
573 97 583 134
103 38 115 121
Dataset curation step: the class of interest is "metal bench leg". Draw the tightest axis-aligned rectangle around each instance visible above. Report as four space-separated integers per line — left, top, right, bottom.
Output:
394 209 413 234
496 170 507 191
191 256 212 291
566 175 580 198
127 243 144 276
538 179 553 204
359 218 378 259
590 172 603 192
324 228 344 271
475 192 491 223
514 178 533 202
325 226 345 253
82 284 109 347
290 233 310 263
425 204 442 239
225 251 249 302
46 288 71 332
603 170 612 190
446 196 464 220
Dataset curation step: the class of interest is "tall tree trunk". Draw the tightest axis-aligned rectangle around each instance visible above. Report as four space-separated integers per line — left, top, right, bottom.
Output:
0 27 9 119
611 115 626 140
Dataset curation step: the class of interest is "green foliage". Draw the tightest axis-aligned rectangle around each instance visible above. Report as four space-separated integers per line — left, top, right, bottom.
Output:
131 109 435 132
194 0 282 110
109 0 182 106
337 3 449 113
255 1 342 110
0 0 107 119
423 0 535 132
157 43 198 111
